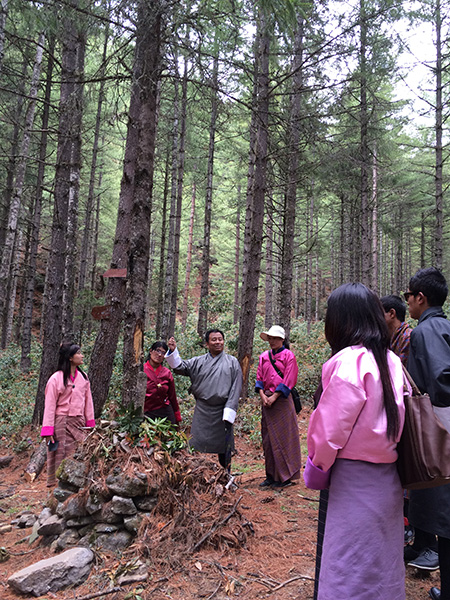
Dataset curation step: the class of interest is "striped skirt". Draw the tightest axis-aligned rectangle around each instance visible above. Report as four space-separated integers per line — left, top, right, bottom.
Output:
46 415 86 487
317 458 405 600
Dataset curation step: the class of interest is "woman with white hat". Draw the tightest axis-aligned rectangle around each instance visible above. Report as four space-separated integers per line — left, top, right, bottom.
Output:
255 325 302 488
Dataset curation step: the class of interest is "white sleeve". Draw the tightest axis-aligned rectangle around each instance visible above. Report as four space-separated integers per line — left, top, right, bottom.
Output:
165 347 182 369
223 407 236 424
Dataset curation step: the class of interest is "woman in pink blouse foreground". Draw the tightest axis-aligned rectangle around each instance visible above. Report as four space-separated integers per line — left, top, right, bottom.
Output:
255 325 302 489
41 343 95 487
304 283 406 599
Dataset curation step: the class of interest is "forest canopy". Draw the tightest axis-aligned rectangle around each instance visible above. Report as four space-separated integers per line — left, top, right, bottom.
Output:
0 0 447 406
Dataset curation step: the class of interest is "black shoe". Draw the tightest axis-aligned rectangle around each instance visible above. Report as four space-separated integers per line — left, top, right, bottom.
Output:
271 480 292 488
259 478 274 488
429 587 441 600
404 545 420 563
407 548 439 571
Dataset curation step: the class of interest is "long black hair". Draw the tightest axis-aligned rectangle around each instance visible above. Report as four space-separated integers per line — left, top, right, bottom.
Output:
325 283 400 440
57 343 86 386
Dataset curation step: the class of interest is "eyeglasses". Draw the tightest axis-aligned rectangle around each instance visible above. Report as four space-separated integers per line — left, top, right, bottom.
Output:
404 291 418 301
151 349 165 356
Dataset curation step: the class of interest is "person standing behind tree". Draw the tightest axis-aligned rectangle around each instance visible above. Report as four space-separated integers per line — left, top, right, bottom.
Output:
380 295 413 366
41 343 95 488
165 330 242 470
255 325 301 488
143 341 181 426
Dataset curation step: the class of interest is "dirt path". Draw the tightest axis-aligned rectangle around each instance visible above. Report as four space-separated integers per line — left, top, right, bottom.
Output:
0 412 440 599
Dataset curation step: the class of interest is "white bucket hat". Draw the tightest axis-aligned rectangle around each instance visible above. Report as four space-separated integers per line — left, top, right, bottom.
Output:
260 325 286 341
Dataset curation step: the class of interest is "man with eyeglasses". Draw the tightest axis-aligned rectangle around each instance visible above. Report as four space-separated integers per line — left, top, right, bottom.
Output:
404 267 450 600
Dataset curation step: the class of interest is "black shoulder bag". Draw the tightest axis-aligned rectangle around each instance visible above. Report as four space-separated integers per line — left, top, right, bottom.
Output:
268 351 302 413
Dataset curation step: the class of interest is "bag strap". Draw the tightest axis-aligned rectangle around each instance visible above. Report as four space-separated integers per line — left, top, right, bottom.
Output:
268 351 284 379
401 364 421 396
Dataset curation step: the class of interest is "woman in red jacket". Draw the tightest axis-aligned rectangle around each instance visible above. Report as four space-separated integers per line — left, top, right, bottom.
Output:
144 341 181 426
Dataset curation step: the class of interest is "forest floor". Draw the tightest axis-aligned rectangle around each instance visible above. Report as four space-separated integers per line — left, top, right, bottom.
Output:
0 408 440 600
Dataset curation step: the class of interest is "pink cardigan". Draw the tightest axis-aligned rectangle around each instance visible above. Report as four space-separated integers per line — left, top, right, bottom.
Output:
307 345 405 474
40 370 95 437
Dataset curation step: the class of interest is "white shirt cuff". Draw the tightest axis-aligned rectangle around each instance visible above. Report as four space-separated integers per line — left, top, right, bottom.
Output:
223 407 236 424
165 347 182 369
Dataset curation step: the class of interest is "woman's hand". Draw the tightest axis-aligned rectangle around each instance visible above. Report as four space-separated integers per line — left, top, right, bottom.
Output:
44 435 55 444
265 393 279 407
168 337 177 352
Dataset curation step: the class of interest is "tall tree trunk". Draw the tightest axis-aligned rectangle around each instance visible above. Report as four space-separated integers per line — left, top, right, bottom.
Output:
371 141 378 291
197 51 219 339
264 197 274 329
88 0 162 415
62 31 86 340
21 35 55 371
160 78 180 340
434 0 443 269
359 0 371 286
0 61 26 257
0 31 45 345
78 22 109 293
0 0 8 73
238 9 269 396
155 151 170 339
181 180 196 329
121 0 162 406
278 12 304 336
233 187 241 325
168 48 188 335
33 1 85 425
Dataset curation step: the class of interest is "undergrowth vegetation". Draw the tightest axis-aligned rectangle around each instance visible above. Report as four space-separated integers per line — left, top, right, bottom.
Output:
0 317 327 448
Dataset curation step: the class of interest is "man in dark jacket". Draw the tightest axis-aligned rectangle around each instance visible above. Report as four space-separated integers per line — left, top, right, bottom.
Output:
405 267 450 600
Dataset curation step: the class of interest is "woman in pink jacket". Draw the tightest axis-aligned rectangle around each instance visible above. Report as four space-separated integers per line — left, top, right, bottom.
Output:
255 325 301 488
41 343 95 487
304 283 406 599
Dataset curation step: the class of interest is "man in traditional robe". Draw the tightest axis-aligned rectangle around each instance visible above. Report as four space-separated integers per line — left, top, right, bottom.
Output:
166 329 242 469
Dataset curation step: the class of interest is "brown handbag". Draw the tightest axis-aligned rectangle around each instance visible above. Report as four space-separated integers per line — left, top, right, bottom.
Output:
396 366 450 490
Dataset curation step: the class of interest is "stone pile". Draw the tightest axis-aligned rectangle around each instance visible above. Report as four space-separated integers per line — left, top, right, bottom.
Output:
36 457 159 553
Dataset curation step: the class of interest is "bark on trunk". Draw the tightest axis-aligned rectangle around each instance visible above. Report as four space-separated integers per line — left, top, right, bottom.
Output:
238 9 270 397
121 0 162 406
21 35 55 371
181 180 196 329
197 51 219 339
88 0 162 416
33 3 84 425
62 31 86 340
434 0 443 270
278 13 304 336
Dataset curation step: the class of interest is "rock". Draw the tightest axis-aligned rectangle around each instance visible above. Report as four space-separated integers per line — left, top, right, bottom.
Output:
123 514 142 535
37 515 65 537
134 495 158 512
0 455 13 468
52 529 81 552
66 516 94 528
7 547 94 596
91 502 122 524
0 524 12 534
94 530 133 552
37 508 53 525
53 487 75 503
116 560 148 585
105 471 150 497
94 523 119 534
111 496 137 515
16 513 38 528
56 494 87 520
57 459 87 490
